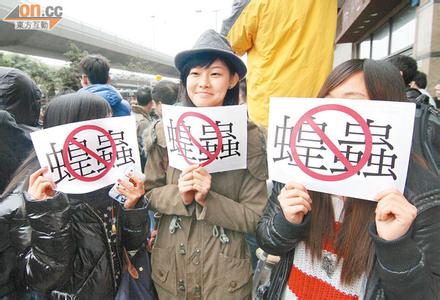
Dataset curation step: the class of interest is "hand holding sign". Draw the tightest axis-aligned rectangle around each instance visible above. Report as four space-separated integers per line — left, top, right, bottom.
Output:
178 165 212 207
178 164 198 205
116 171 145 209
279 182 312 224
28 167 57 201
193 167 212 207
374 188 417 241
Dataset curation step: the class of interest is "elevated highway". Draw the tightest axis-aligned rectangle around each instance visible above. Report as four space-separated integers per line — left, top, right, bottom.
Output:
0 0 178 77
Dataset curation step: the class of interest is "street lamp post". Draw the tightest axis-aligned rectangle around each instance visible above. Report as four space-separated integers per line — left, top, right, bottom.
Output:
212 9 219 31
150 15 156 50
195 9 221 31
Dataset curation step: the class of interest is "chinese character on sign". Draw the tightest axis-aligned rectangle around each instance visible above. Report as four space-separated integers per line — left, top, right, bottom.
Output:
200 121 240 160
272 115 397 180
166 119 196 160
97 130 135 168
44 130 134 184
336 119 397 179
166 118 240 163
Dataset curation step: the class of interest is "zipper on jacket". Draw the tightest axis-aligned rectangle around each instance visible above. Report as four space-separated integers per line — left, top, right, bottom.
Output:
83 202 118 291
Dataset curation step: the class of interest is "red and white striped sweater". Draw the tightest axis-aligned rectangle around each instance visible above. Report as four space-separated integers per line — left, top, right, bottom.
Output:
283 196 368 300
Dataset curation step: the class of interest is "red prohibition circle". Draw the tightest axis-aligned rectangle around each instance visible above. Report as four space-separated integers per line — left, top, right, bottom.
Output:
62 125 116 182
290 104 372 181
175 111 223 167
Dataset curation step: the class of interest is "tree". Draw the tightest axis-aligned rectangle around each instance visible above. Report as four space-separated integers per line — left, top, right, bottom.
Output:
127 57 154 74
0 52 59 97
57 43 88 91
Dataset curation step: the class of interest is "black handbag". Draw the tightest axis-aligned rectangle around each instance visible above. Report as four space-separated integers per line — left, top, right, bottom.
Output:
115 246 157 300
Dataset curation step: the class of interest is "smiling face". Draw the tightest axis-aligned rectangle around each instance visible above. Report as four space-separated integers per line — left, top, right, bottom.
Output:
325 71 370 100
186 59 239 107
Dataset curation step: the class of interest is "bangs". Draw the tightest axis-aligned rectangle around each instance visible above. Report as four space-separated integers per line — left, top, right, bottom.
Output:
180 52 237 84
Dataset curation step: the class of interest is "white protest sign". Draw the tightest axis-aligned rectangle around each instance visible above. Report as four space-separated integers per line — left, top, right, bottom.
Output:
267 98 416 201
31 116 142 194
162 104 247 173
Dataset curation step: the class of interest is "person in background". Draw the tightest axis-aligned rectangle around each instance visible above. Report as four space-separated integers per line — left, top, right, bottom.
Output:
388 55 427 104
256 59 440 299
0 93 149 299
0 67 41 194
128 93 138 106
78 54 131 117
222 0 337 127
141 80 179 247
410 71 436 108
239 79 247 105
151 80 179 117
435 82 440 108
132 86 158 169
144 29 268 299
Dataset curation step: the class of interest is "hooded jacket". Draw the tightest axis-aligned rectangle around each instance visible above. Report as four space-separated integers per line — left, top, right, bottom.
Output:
0 68 40 192
0 110 34 194
0 67 41 127
79 84 131 117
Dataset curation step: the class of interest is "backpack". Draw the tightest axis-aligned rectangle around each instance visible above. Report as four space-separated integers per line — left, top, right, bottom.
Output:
404 95 440 214
414 95 440 175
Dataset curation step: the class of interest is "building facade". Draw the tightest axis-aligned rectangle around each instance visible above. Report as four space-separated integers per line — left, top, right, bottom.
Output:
334 0 440 96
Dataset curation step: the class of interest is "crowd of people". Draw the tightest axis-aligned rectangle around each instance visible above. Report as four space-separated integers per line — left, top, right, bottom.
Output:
1 3 440 300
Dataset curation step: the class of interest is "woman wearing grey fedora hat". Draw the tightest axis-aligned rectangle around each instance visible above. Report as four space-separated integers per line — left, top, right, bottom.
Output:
144 29 268 299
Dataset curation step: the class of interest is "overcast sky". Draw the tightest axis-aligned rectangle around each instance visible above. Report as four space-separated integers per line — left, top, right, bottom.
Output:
32 0 234 57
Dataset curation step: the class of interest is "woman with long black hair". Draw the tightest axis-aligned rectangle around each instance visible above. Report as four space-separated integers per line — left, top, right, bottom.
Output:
257 59 440 300
0 93 149 299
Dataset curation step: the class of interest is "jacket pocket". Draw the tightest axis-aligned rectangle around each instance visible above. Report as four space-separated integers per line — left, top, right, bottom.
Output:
206 253 252 299
151 247 177 297
74 251 114 298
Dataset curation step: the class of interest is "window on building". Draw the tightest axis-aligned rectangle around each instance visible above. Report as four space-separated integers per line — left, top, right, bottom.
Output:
391 6 416 54
357 5 416 59
359 39 371 59
371 23 390 59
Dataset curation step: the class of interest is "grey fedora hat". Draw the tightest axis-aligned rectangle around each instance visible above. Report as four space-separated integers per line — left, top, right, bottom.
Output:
175 29 247 79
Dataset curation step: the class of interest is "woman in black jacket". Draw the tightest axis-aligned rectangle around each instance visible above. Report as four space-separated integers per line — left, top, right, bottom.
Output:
256 59 440 299
0 93 149 300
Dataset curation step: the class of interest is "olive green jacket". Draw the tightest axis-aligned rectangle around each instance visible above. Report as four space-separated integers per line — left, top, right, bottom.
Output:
144 120 268 299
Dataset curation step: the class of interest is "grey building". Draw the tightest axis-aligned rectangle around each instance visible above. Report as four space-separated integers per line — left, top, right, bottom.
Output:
334 0 439 96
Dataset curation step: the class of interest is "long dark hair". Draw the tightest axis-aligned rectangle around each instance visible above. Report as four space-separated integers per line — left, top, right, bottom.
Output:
43 92 111 128
1 93 111 197
178 52 240 107
318 59 406 101
307 59 406 284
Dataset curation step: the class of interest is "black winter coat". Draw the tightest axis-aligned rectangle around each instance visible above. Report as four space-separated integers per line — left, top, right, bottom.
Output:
0 67 41 127
0 110 36 194
256 105 440 299
0 158 150 299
